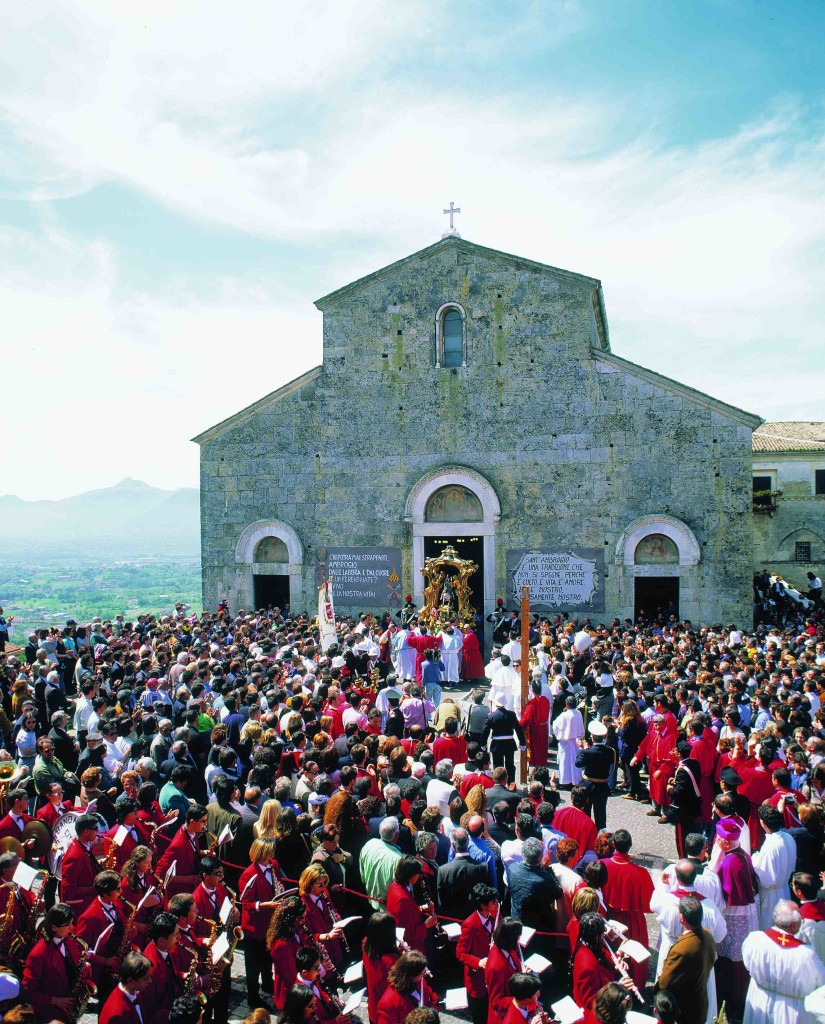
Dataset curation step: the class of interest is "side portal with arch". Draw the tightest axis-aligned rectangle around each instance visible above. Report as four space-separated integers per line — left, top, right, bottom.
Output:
234 519 304 612
615 514 701 622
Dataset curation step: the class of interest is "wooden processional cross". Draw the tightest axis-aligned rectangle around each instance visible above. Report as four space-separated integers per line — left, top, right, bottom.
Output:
520 584 530 781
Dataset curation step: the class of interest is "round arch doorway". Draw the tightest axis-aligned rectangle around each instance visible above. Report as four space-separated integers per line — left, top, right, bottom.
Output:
404 467 500 634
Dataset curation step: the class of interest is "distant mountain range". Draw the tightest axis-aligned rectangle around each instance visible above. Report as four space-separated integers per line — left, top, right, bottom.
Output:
0 478 200 554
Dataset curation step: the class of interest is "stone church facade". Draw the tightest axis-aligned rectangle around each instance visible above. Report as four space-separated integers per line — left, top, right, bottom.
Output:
194 236 763 628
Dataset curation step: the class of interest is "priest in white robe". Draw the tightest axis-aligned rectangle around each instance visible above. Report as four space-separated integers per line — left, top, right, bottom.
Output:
742 900 825 1024
551 695 584 785
652 859 727 1024
438 626 463 685
752 805 798 929
393 627 417 681
488 655 521 716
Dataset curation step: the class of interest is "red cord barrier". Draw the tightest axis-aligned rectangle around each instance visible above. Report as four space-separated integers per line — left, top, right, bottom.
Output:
217 861 570 939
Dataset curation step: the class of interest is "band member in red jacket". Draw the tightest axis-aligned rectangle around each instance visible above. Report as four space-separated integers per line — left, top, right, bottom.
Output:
98 951 154 1024
36 781 83 830
267 896 307 1012
300 864 347 967
375 950 438 1024
121 845 163 942
485 918 526 1024
143 911 185 1024
0 850 36 945
386 856 438 957
76 870 129 999
240 837 286 1009
457 884 500 1024
104 798 151 873
295 946 349 1024
572 913 633 1012
155 804 208 900
0 789 34 846
192 854 238 941
363 912 401 1024
501 973 542 1024
60 812 103 915
22 903 88 1023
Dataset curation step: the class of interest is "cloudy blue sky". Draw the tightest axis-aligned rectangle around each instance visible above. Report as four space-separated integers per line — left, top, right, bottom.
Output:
3 1 823 499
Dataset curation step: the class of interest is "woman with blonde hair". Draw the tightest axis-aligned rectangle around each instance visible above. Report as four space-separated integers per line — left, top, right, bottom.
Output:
240 837 286 1009
253 798 282 840
298 864 345 966
241 720 263 745
567 886 601 950
464 784 493 828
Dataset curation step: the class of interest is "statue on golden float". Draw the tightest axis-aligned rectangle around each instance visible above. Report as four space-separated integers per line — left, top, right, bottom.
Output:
417 544 479 628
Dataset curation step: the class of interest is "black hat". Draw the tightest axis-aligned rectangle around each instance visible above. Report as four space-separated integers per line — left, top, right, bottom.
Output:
720 767 742 787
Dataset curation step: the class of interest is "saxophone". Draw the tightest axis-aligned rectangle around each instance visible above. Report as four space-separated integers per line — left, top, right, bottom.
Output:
0 883 16 957
9 872 48 964
66 934 97 1024
115 899 138 962
184 952 208 1008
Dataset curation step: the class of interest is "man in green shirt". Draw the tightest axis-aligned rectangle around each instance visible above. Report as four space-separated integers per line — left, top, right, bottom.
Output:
32 736 69 799
360 817 403 909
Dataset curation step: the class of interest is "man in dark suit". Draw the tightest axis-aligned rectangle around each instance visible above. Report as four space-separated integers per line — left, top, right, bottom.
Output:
506 837 562 931
485 767 524 811
488 802 516 847
437 828 488 921
206 776 245 883
482 697 526 781
656 895 716 1024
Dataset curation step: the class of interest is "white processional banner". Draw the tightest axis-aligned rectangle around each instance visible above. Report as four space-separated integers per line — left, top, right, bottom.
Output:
318 577 337 652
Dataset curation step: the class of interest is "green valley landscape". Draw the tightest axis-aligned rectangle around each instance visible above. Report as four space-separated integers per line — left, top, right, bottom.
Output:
0 479 202 639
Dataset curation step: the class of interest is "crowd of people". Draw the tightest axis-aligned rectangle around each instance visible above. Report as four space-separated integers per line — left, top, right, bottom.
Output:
0 595 821 1024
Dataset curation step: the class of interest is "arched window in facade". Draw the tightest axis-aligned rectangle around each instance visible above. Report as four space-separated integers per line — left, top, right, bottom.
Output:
435 303 466 368
254 536 289 563
425 485 483 523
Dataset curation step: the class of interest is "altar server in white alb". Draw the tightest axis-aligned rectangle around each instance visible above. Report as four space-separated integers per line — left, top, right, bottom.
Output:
751 805 797 930
438 626 463 686
742 900 825 1024
651 859 726 1024
488 654 521 715
552 695 584 786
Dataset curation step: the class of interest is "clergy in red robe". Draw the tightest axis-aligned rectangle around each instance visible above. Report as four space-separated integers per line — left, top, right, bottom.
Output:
766 768 808 829
632 717 677 813
602 830 654 989
737 751 779 851
405 630 440 683
555 791 597 867
462 626 486 682
520 682 551 768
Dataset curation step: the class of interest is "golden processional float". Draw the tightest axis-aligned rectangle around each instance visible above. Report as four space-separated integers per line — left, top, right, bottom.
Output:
417 544 479 628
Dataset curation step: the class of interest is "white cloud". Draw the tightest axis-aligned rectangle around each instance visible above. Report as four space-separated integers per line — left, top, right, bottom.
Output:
1 5 824 497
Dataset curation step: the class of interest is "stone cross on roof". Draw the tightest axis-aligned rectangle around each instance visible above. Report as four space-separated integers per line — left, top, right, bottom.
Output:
442 201 461 239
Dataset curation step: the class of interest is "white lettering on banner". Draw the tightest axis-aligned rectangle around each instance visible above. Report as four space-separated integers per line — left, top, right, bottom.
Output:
510 551 599 608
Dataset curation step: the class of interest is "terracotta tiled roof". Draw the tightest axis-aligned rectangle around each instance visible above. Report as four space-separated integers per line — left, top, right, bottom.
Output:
753 422 825 452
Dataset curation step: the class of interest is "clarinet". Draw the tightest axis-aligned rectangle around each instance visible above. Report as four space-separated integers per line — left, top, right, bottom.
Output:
606 943 644 1004
318 973 346 1013
298 917 341 983
319 886 350 956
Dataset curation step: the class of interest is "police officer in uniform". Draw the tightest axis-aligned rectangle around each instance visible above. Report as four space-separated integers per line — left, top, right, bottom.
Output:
482 694 526 781
575 719 617 831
